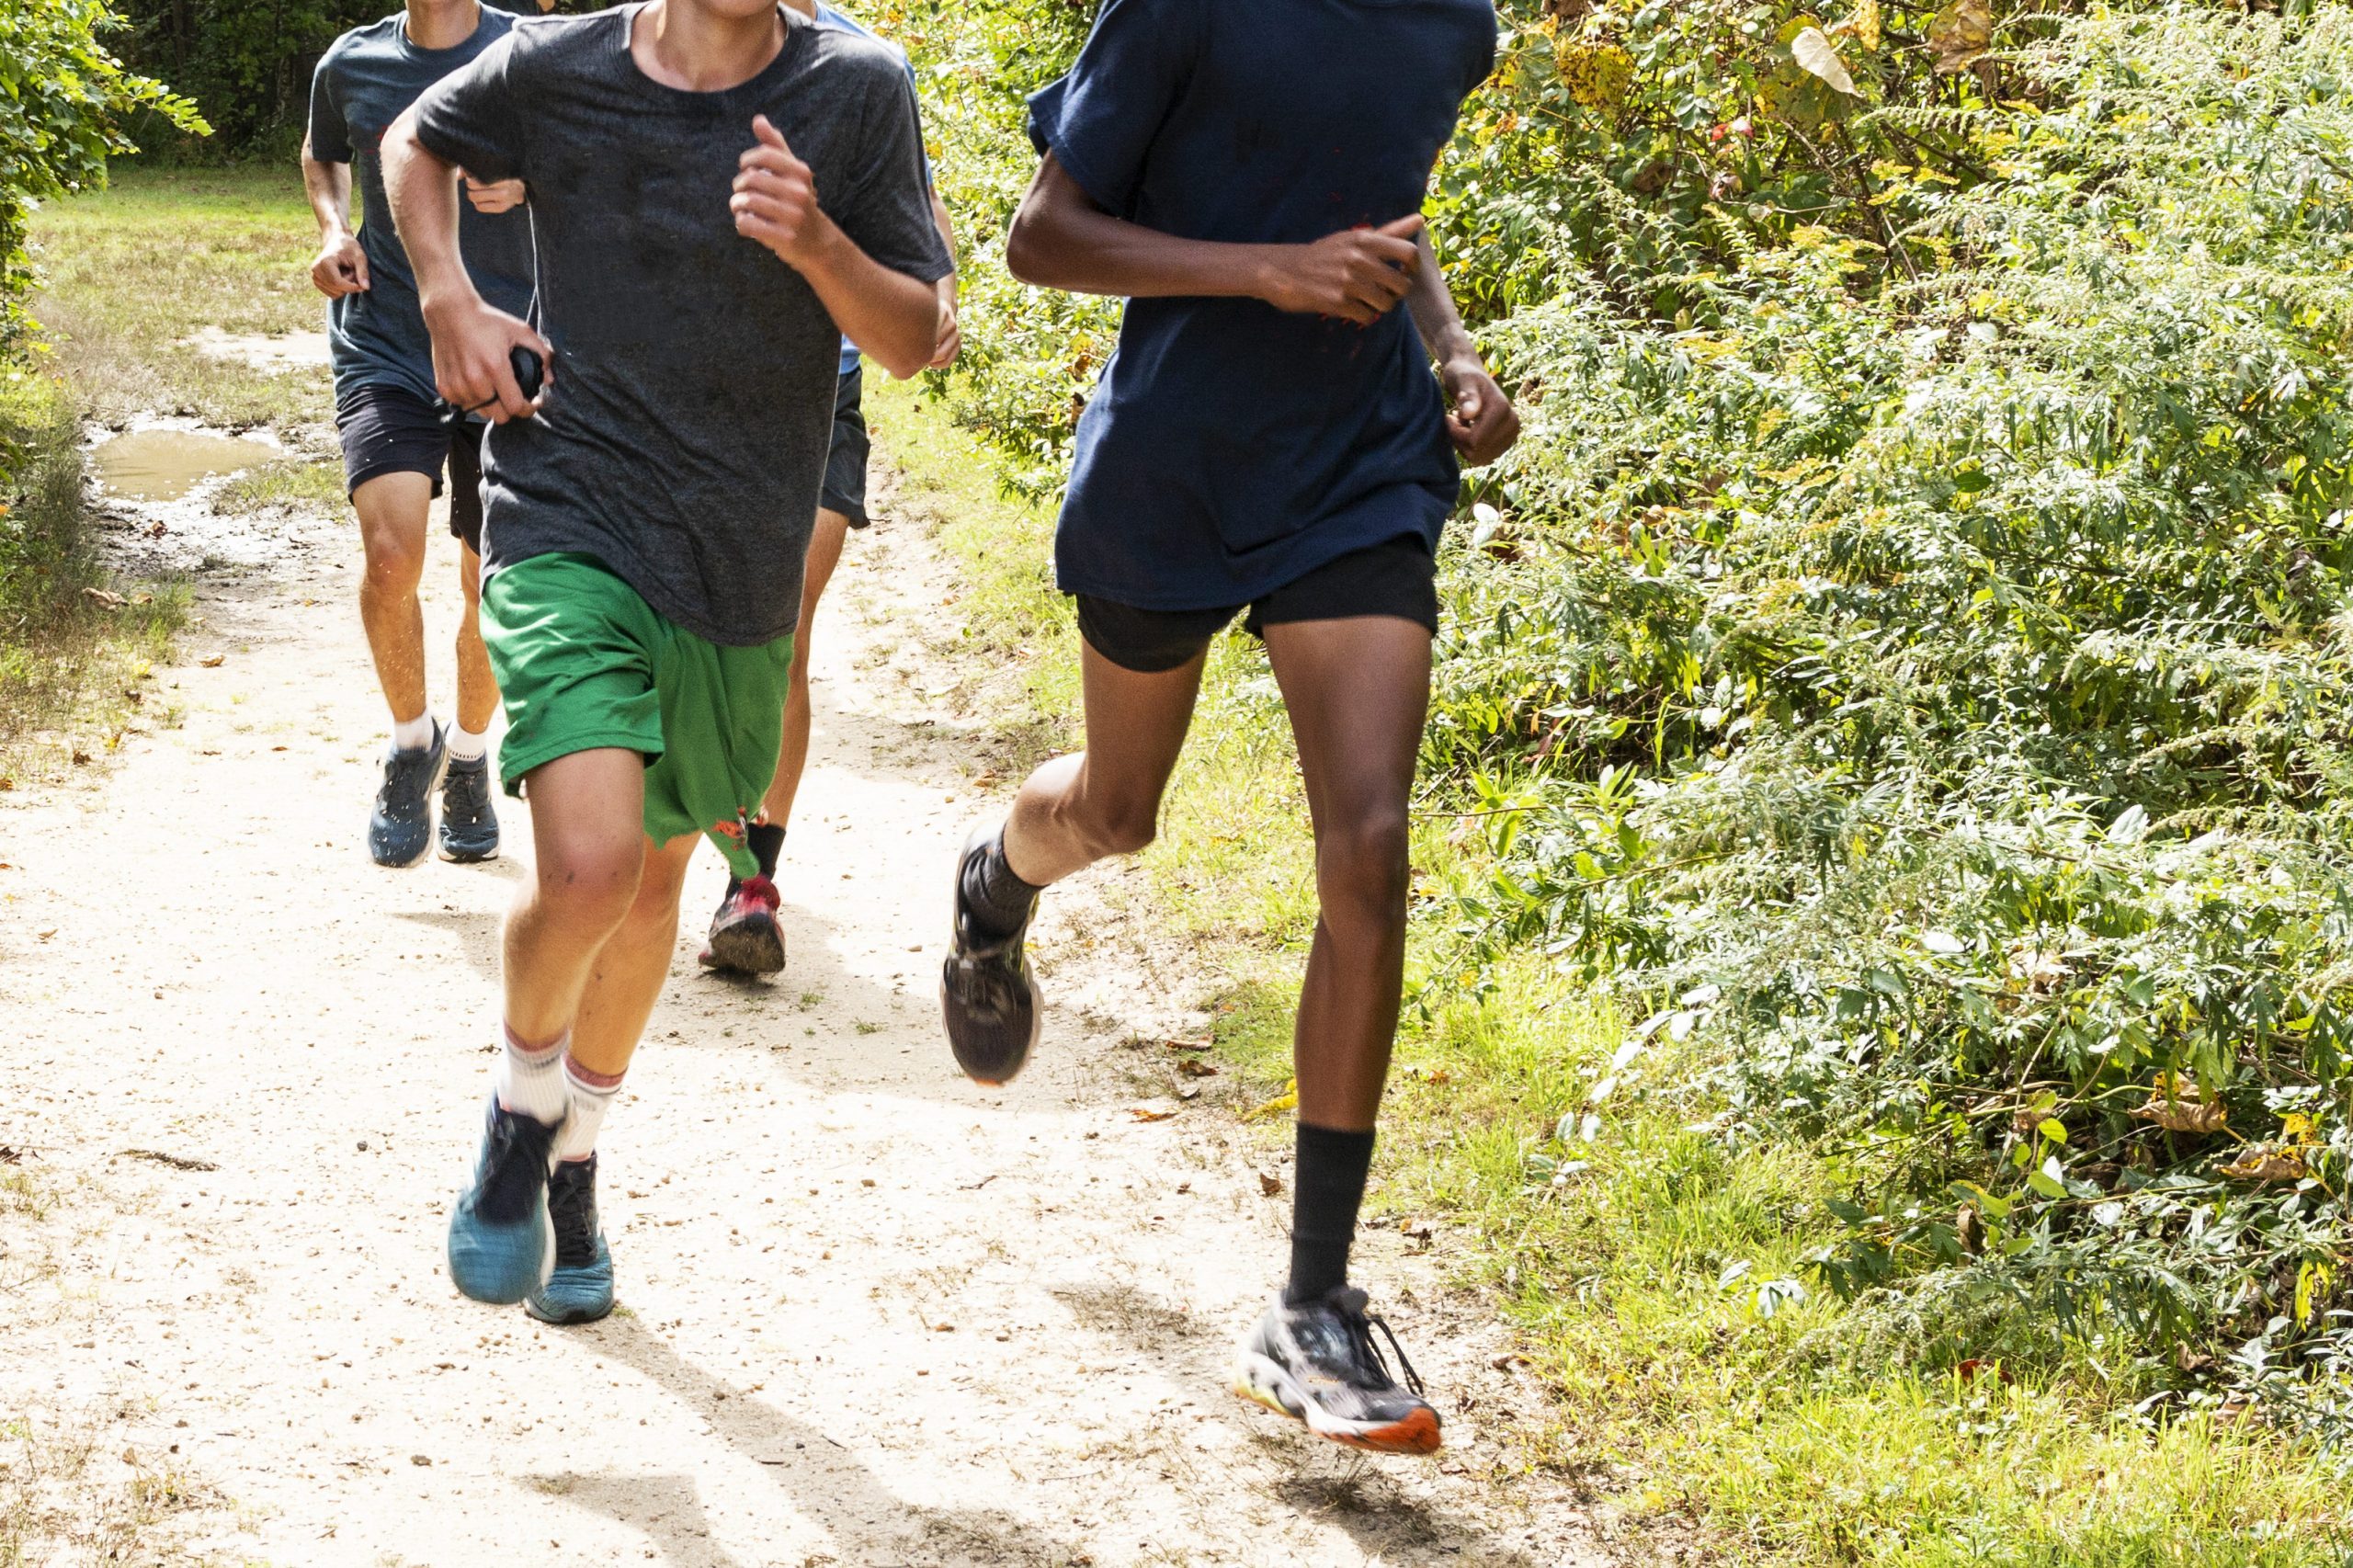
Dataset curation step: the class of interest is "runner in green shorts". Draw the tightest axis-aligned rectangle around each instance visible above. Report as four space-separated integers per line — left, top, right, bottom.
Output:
381 0 951 1324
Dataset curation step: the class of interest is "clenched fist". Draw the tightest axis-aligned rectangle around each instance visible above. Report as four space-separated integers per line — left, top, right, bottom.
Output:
1263 215 1424 325
311 233 369 299
732 115 832 269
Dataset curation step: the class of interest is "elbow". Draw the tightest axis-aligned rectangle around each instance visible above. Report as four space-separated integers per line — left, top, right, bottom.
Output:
871 324 933 382
1005 200 1055 288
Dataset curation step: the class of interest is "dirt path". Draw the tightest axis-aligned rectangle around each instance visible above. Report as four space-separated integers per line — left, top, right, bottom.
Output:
0 426 1608 1566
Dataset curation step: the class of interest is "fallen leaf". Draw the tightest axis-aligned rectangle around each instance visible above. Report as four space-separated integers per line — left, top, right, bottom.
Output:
200 654 225 668
1258 1172 1283 1197
1176 1058 1218 1078
1165 1038 1211 1052
410 1454 432 1467
1491 1354 1525 1372
2221 1145 2305 1183
82 586 124 610
1128 1106 1176 1123
2131 1086 2228 1134
1790 27 1859 96
1244 1088 1299 1122
1176 1085 1201 1100
1928 0 1992 74
71 750 91 766
36 929 56 940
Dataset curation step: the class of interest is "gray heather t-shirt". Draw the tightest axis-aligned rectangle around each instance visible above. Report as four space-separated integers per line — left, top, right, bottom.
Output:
412 5 950 646
309 5 537 408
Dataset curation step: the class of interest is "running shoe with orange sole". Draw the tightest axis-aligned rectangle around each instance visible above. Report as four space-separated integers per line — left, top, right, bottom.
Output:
1232 1288 1442 1455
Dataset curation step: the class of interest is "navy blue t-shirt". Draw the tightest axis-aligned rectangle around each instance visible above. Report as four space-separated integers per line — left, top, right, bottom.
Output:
309 5 538 408
1028 0 1495 611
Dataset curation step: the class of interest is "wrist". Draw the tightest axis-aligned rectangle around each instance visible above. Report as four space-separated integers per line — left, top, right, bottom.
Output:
418 278 481 324
1247 245 1297 309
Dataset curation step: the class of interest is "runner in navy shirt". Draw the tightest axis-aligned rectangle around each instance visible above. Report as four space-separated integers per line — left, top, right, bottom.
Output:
938 0 1518 1456
303 0 538 868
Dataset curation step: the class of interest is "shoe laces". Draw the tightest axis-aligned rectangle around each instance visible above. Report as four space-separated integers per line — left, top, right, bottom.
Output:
1314 1289 1425 1396
547 1161 598 1267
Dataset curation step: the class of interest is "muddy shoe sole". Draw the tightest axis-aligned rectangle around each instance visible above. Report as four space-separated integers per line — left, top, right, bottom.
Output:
699 915 785 976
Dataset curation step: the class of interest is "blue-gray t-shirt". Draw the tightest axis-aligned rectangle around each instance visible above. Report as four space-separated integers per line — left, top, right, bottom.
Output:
811 1 931 376
1027 0 1496 611
309 5 538 408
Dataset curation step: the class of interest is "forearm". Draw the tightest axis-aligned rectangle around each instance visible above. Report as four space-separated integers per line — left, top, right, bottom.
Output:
381 108 472 310
931 190 959 307
801 220 940 380
300 140 352 239
1007 156 1277 301
1404 230 1475 367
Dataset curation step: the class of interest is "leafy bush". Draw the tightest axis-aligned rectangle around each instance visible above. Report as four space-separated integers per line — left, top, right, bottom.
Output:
0 0 202 348
905 0 2353 1442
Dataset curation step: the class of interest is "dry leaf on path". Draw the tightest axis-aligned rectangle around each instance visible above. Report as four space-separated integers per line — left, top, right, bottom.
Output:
1128 1105 1177 1123
1176 1058 1218 1078
1244 1088 1299 1121
201 654 225 667
1258 1172 1283 1197
1165 1038 1211 1052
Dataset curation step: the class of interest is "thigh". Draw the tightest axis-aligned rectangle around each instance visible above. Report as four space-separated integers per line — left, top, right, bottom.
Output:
1261 616 1431 832
339 384 448 521
350 470 435 560
522 745 650 877
1074 635 1209 812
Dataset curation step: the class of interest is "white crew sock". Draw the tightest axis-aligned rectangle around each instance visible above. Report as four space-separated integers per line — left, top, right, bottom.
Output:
554 1057 624 1164
494 1026 570 1124
392 713 436 752
447 724 489 764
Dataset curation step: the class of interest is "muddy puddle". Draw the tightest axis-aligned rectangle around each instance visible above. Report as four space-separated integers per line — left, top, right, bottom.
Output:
92 428 276 502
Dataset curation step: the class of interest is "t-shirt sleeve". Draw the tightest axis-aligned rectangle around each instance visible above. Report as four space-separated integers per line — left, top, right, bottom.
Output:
412 32 529 184
306 49 352 165
834 62 953 285
1024 0 1200 219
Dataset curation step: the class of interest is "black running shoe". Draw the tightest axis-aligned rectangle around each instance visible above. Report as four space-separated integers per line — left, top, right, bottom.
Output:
369 722 448 868
939 821 1042 1085
526 1154 614 1324
1233 1288 1442 1455
439 753 501 863
699 875 785 976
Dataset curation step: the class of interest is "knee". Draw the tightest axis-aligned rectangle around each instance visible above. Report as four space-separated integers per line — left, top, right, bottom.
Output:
1066 793 1159 859
1316 810 1412 928
361 535 426 597
534 838 643 930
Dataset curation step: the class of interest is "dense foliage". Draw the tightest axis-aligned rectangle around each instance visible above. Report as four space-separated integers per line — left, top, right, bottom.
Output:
899 0 2353 1440
0 0 199 347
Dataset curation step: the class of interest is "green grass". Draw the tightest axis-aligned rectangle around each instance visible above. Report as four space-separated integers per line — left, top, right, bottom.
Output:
29 163 332 429
881 368 2353 1563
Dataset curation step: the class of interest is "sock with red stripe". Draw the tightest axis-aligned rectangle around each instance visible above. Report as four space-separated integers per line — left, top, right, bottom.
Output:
494 1026 568 1124
555 1057 624 1164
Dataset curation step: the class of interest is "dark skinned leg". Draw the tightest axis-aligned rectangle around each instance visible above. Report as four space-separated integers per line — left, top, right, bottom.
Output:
997 641 1208 887
1260 616 1431 1131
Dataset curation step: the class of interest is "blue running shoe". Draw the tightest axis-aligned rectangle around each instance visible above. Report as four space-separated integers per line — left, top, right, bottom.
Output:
438 752 501 863
526 1154 614 1325
446 1097 558 1306
369 722 448 868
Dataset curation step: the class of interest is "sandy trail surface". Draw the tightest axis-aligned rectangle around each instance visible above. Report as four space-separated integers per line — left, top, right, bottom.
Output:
1 437 1607 1566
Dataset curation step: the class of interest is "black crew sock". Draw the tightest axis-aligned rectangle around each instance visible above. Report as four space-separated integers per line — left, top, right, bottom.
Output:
746 821 785 881
1286 1121 1378 1306
960 826 1043 940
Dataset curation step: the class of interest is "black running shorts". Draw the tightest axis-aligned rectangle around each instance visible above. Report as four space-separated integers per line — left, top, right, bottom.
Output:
335 381 487 555
820 365 870 527
1074 533 1439 675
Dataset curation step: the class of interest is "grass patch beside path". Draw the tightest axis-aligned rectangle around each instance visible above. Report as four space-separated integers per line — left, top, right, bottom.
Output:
885 377 2353 1564
31 163 330 430
0 373 184 786
2 165 326 781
